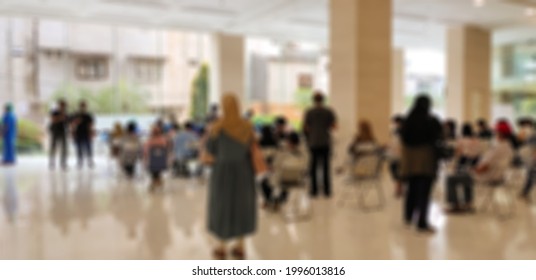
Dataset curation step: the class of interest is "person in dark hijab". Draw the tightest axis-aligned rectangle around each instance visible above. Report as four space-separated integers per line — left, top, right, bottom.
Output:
400 94 442 234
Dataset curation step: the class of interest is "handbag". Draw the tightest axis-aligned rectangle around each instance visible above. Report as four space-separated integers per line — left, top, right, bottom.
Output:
251 142 268 175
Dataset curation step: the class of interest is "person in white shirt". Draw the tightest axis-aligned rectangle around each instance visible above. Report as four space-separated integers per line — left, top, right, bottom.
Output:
475 121 515 184
265 132 308 211
455 123 482 170
446 121 514 214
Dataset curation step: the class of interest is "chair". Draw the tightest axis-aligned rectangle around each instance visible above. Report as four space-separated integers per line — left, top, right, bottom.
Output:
281 180 312 223
276 151 312 223
338 148 386 212
478 170 517 220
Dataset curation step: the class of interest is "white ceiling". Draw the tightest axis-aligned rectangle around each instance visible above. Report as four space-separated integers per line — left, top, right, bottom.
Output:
0 0 535 49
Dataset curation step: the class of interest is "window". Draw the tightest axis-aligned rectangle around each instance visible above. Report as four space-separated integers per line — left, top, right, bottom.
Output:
298 73 313 89
75 56 109 81
132 58 163 83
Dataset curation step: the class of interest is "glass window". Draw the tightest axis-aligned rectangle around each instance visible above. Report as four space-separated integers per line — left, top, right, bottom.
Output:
75 56 109 80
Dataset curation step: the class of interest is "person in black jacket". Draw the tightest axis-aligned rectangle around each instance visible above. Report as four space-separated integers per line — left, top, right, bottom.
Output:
400 95 443 233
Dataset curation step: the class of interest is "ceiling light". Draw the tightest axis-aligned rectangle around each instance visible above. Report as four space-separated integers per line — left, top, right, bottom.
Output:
526 8 536 17
473 0 485 7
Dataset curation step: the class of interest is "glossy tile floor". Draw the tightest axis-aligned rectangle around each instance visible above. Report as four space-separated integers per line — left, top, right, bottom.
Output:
1 156 536 260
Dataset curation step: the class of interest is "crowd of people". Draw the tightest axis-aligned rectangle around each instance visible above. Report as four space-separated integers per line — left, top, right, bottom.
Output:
3 91 536 260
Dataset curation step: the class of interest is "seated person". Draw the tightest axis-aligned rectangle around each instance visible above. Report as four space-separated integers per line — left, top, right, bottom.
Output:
520 126 536 202
259 124 278 163
337 120 378 175
446 121 514 213
455 123 481 170
144 125 171 192
120 121 142 178
274 116 289 143
172 122 199 176
261 132 308 210
348 120 377 158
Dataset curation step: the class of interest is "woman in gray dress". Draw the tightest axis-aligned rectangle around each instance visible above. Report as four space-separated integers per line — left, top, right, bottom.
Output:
206 93 256 259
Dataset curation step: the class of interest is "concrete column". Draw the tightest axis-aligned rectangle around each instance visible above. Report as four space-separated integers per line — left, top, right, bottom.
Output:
392 48 405 115
330 0 392 144
211 33 245 106
446 26 491 123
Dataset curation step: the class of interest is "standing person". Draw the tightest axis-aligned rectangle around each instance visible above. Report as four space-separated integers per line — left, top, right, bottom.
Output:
2 104 17 165
303 92 337 198
205 94 257 260
400 95 442 233
71 101 95 169
49 99 70 170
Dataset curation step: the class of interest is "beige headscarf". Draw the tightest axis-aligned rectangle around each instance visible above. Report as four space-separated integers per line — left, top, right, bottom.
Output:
210 93 253 144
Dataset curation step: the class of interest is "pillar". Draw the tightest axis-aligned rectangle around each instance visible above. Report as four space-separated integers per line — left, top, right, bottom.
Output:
211 33 246 106
392 48 405 115
330 0 392 144
446 26 491 123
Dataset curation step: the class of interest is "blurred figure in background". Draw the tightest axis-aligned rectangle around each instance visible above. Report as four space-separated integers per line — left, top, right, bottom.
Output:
120 121 142 178
258 124 280 209
71 101 95 169
388 115 404 198
206 104 220 124
109 122 124 163
456 123 481 169
205 94 257 260
268 132 308 209
2 103 17 165
303 92 337 198
520 118 536 202
477 119 493 140
348 120 377 158
444 119 457 143
144 125 171 192
172 121 200 177
244 108 255 122
517 118 534 145
400 95 442 233
274 116 289 142
49 99 70 170
444 123 480 214
475 121 515 187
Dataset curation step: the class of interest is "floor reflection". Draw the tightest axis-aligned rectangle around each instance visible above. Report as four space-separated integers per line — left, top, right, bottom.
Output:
1 156 536 259
3 167 18 223
49 172 72 236
143 195 171 259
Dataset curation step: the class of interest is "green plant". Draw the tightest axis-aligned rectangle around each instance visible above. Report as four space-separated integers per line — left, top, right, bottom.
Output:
50 81 149 114
0 118 43 153
252 114 301 130
190 64 210 121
